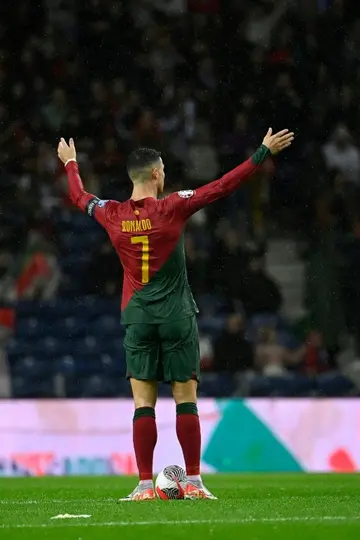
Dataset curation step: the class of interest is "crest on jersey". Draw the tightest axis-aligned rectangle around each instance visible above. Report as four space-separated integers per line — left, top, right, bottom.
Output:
178 190 194 199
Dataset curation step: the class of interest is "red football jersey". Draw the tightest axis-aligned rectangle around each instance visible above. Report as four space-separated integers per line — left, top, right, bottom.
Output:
65 146 268 323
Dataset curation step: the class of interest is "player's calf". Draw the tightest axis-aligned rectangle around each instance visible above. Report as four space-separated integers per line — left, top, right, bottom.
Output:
173 382 202 484
130 379 158 483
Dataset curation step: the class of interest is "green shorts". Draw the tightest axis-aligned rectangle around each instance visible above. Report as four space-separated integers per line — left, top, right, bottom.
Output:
124 316 200 383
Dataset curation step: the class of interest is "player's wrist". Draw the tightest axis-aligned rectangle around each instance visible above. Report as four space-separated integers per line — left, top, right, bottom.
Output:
251 144 270 166
64 158 77 167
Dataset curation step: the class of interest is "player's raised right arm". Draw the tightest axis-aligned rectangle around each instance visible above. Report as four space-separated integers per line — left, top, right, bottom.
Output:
175 128 294 218
58 138 118 227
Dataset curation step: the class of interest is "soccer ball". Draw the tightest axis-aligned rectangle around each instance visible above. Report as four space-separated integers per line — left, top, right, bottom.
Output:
155 465 187 500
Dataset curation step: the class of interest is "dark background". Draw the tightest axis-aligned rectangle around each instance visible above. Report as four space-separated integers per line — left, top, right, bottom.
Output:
1 0 360 399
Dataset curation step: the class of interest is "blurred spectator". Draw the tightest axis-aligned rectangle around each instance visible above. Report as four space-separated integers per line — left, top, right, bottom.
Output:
184 232 210 295
213 313 253 373
133 109 162 149
239 256 282 316
245 0 288 49
186 124 219 184
255 326 290 376
270 72 302 132
0 226 60 302
220 112 256 170
188 0 220 13
329 172 351 233
342 216 360 354
87 239 123 296
0 347 10 398
153 0 187 17
302 330 333 377
41 88 69 132
305 231 345 354
322 125 360 184
254 326 322 377
212 225 249 302
199 332 214 371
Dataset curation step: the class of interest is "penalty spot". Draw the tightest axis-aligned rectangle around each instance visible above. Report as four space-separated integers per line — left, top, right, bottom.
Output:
50 514 91 520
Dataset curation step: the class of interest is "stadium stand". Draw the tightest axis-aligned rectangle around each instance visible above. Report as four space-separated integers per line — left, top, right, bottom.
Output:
1 0 360 397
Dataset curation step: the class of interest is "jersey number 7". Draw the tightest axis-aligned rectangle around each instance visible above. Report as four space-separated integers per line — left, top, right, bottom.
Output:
131 235 150 284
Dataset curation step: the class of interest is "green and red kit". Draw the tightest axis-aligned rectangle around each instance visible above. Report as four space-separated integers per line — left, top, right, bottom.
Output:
64 145 270 323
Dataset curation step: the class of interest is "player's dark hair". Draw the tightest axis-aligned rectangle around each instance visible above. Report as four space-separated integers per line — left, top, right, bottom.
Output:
127 148 161 176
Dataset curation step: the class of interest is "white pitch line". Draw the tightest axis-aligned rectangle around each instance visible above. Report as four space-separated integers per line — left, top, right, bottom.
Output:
0 498 113 505
0 516 359 529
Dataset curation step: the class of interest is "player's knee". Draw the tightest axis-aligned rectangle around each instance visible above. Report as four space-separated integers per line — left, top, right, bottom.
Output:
172 380 197 405
134 398 156 409
130 379 157 408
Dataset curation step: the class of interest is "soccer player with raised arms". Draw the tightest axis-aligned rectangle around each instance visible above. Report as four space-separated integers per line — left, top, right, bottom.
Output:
57 127 294 500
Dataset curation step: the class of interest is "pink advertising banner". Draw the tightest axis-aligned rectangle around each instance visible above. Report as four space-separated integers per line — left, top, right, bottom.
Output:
0 399 359 476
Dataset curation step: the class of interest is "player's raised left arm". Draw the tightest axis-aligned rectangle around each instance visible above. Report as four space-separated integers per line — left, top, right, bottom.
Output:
174 128 294 219
57 138 118 227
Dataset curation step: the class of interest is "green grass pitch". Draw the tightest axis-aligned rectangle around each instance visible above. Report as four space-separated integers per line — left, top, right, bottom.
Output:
1 474 359 539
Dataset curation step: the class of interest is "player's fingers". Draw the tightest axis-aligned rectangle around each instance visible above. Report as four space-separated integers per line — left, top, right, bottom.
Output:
274 129 290 139
277 133 294 144
266 127 272 137
276 136 294 149
280 140 293 149
69 138 75 148
278 137 294 145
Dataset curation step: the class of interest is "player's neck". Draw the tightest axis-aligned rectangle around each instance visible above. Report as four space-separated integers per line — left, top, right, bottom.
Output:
131 185 158 201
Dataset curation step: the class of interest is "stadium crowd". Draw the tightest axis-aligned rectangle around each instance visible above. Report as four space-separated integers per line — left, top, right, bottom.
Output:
1 0 360 398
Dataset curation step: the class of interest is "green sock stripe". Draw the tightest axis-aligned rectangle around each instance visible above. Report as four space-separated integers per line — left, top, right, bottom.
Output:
251 144 270 166
133 407 155 422
176 402 198 416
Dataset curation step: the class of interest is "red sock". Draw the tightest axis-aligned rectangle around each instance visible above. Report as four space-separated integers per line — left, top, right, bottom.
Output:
133 407 157 481
176 402 201 476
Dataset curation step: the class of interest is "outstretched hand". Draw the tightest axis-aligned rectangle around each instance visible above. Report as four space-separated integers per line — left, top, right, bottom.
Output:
262 128 294 155
57 138 77 164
